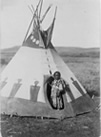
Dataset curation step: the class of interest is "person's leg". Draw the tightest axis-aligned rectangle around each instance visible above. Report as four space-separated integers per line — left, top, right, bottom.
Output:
59 96 64 110
51 96 57 109
56 97 59 109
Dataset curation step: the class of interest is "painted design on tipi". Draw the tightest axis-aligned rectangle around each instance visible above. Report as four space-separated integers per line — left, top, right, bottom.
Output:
0 77 8 90
9 79 22 97
23 27 40 48
71 77 85 96
30 81 40 102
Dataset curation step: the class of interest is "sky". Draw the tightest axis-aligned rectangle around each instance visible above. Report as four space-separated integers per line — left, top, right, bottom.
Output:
1 0 100 49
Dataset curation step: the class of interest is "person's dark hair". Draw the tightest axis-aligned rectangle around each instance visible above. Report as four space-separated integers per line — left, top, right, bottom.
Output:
53 71 61 77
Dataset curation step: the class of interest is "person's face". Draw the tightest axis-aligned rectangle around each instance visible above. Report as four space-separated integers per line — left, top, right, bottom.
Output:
54 73 60 80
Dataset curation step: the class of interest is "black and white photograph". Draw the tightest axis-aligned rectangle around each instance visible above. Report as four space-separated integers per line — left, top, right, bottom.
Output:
0 0 100 137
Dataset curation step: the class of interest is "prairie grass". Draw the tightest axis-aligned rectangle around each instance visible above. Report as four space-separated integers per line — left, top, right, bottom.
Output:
63 56 100 96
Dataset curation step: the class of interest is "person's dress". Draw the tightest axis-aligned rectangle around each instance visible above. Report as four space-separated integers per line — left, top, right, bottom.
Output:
51 79 65 109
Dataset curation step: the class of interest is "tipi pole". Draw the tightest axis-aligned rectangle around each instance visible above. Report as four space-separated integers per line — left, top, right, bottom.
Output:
28 5 34 15
45 6 57 47
29 5 37 29
54 6 57 20
39 0 43 20
31 5 35 14
22 16 34 44
40 4 52 23
31 5 39 25
22 0 42 44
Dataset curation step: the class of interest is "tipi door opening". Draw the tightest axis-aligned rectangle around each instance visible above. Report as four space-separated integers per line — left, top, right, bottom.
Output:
46 81 65 110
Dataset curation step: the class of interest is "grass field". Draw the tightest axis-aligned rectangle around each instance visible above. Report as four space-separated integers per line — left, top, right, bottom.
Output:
56 47 100 96
1 109 100 137
0 46 100 137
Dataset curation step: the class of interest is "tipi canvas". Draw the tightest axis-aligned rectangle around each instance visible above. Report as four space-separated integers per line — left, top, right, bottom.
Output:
0 1 95 119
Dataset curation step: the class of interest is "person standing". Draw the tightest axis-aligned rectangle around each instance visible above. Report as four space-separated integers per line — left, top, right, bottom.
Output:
51 71 68 110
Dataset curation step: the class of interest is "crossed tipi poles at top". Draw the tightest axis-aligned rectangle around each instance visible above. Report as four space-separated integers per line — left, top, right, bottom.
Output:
23 0 57 48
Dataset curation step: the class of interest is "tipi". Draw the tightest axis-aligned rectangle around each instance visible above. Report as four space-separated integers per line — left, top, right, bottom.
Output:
0 0 95 119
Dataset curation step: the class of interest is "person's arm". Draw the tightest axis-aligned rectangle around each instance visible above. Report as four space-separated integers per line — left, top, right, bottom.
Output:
46 76 54 85
61 79 71 92
64 81 71 92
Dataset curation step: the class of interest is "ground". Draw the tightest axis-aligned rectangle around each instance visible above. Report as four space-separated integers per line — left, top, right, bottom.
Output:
0 107 100 137
0 47 100 137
